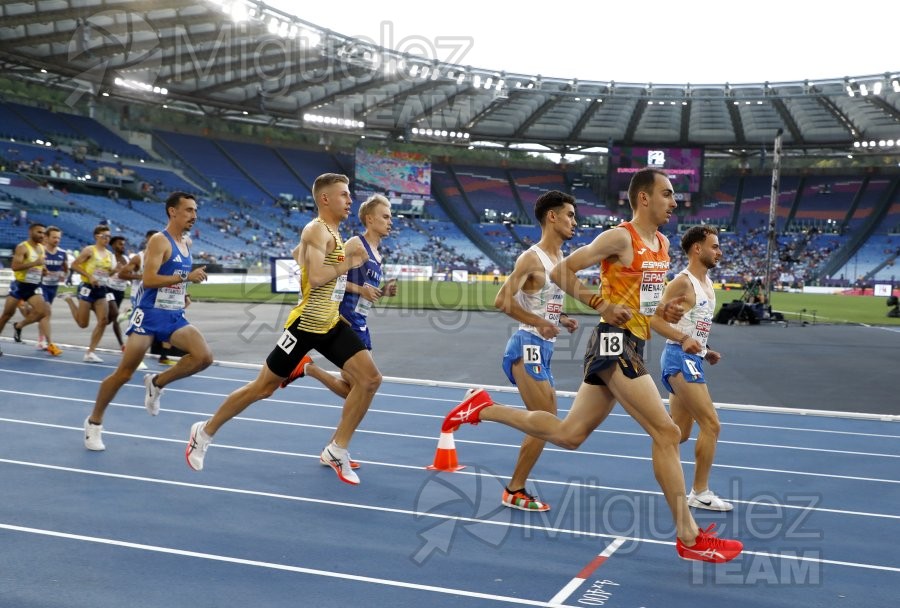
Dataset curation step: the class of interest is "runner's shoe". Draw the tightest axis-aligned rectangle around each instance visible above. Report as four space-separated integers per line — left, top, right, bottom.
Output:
442 388 493 432
186 421 212 471
502 487 550 512
83 351 103 363
84 417 105 451
46 343 62 357
12 323 22 343
37 336 48 350
320 443 360 485
320 454 360 470
144 373 162 415
676 524 743 563
280 354 313 388
688 489 734 511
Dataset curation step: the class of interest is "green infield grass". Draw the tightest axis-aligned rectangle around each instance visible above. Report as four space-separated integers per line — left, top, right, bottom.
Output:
185 280 900 326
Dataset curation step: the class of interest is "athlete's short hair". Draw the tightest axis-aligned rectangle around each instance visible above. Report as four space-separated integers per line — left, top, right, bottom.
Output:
681 225 718 254
358 194 390 224
534 190 576 225
46 225 61 236
312 173 349 203
109 236 126 246
165 192 195 218
627 168 669 211
93 224 111 237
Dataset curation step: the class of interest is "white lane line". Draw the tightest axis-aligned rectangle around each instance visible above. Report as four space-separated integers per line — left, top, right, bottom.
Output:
2 413 900 487
2 459 899 574
3 354 899 423
0 522 576 607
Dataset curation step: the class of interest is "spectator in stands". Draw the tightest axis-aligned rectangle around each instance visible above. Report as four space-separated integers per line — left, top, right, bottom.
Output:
493 190 579 513
185 173 380 486
0 223 49 356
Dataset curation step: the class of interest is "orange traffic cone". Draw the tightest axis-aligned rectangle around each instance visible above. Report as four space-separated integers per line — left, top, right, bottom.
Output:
425 432 465 471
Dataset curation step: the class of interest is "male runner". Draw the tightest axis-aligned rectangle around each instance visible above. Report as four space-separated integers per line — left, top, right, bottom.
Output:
185 174 382 486
36 225 66 356
0 223 48 355
441 168 743 563
650 225 732 511
281 193 397 396
83 192 212 450
63 225 115 362
493 190 578 512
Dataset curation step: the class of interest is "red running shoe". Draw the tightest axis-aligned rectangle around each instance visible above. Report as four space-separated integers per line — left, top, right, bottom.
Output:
442 388 493 432
676 524 743 563
280 354 313 389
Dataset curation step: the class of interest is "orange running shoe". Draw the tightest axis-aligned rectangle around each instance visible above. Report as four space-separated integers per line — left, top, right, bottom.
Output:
280 354 313 389
46 343 63 357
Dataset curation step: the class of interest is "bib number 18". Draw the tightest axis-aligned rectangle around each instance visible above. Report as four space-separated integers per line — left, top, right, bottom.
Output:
597 332 624 356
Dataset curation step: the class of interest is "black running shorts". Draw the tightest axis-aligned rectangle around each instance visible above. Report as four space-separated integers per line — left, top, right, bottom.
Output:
582 322 648 386
265 319 366 378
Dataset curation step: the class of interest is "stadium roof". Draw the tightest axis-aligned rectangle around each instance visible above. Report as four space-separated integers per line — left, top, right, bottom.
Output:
1 0 899 155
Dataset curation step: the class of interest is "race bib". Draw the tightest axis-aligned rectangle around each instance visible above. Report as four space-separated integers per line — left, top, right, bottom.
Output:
354 295 374 317
42 270 62 286
108 274 129 291
131 308 144 327
546 300 563 324
595 330 624 356
25 266 43 284
155 283 186 310
276 329 297 354
639 270 666 315
79 284 91 297
523 344 542 364
93 268 110 287
331 274 347 302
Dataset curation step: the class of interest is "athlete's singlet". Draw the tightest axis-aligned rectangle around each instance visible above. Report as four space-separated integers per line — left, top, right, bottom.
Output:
80 245 113 287
133 232 192 310
665 269 715 357
14 241 44 284
285 219 347 334
516 245 565 342
339 234 382 333
600 221 670 340
41 248 66 287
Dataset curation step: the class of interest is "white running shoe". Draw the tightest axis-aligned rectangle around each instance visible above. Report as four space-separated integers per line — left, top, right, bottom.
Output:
37 337 48 350
84 417 105 451
320 443 360 485
687 489 734 511
83 351 103 363
137 360 149 371
143 373 162 415
186 421 212 471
